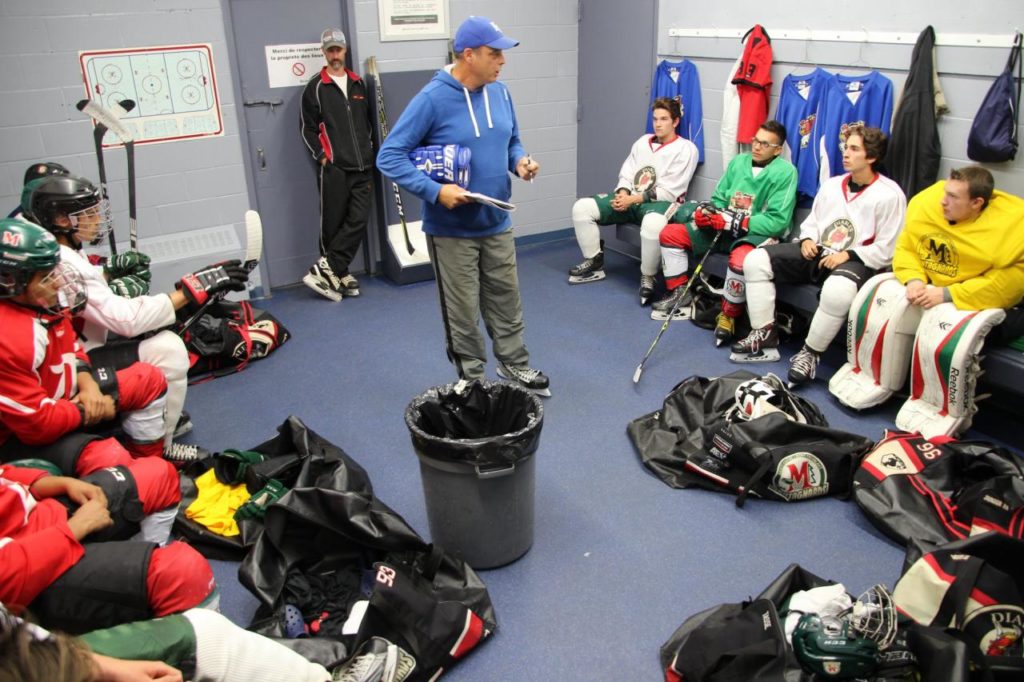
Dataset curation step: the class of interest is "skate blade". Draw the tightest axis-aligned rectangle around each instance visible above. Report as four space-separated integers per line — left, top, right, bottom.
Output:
640 294 653 307
651 309 691 321
729 348 781 363
568 271 606 284
302 275 343 302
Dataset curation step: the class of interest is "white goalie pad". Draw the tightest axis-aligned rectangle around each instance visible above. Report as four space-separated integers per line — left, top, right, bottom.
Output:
829 273 922 410
894 304 1006 438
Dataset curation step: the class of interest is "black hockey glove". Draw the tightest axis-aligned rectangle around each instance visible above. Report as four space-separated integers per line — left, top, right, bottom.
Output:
178 259 248 306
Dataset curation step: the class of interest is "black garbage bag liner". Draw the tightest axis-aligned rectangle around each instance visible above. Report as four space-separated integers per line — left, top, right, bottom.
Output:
406 380 543 466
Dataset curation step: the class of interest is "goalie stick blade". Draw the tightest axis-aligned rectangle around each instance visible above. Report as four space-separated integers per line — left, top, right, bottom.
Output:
242 210 263 271
77 99 133 143
110 99 136 117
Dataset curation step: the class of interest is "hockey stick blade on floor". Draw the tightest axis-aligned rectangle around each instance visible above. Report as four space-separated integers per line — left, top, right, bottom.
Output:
633 229 725 384
177 210 264 337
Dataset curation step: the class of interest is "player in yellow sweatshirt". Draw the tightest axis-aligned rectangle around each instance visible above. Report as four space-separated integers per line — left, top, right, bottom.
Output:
893 166 1024 311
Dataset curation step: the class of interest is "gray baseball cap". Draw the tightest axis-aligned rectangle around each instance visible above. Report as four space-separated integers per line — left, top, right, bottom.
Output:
321 28 346 50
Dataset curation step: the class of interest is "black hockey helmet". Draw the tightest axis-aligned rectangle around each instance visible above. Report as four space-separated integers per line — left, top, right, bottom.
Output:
23 161 70 186
21 174 111 249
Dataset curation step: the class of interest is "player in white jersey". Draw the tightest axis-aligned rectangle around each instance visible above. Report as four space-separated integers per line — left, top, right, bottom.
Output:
731 126 906 386
568 97 699 305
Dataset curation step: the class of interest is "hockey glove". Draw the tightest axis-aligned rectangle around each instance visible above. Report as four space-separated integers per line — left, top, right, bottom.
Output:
178 260 248 306
104 251 151 279
694 207 726 230
410 144 472 188
728 213 750 239
109 273 150 298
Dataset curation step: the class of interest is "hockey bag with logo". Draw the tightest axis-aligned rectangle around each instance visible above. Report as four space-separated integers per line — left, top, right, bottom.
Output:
830 272 923 410
238 416 496 680
410 144 471 188
893 532 1024 680
180 299 291 382
967 32 1022 163
628 371 873 504
894 303 1006 439
853 432 1024 547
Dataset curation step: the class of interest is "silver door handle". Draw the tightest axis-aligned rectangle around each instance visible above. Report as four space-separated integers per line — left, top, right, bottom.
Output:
257 147 266 170
244 99 284 111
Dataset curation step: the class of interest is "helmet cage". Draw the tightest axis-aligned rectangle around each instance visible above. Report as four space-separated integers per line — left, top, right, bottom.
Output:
849 584 898 651
35 262 88 315
66 198 113 247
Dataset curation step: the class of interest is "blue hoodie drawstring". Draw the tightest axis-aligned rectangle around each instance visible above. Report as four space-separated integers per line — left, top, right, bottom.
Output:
462 87 481 138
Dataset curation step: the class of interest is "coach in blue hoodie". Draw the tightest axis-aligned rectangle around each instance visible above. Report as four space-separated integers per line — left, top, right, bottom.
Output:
377 16 549 395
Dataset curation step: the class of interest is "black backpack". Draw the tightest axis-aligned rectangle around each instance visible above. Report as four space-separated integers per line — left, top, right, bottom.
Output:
967 32 1022 162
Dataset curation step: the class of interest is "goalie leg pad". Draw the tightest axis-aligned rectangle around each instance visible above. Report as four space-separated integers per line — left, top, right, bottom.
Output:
895 304 1006 438
828 273 921 410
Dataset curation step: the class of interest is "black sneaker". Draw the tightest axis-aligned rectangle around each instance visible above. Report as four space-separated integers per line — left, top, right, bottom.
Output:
651 285 693 320
496 361 551 397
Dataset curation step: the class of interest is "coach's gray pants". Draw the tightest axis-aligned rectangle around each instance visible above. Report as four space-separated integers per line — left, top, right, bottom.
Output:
427 230 530 380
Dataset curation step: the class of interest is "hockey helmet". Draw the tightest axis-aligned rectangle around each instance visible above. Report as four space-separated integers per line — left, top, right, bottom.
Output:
792 613 880 679
22 174 112 248
0 218 86 314
23 160 70 186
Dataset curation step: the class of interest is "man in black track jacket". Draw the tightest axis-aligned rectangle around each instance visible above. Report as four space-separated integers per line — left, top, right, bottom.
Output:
300 28 374 301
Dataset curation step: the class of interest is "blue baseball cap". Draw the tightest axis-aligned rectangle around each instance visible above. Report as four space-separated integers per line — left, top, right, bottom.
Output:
453 16 519 52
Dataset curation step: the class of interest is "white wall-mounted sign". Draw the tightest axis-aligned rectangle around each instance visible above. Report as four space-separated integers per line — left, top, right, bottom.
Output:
378 0 449 42
80 44 223 146
265 43 324 89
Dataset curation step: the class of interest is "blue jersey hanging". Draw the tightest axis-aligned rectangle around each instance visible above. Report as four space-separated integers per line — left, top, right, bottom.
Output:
648 59 705 163
816 71 894 184
775 67 831 200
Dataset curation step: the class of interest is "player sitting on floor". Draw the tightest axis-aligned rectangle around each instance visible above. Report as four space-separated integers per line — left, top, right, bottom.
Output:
731 126 906 386
653 119 798 346
0 461 216 635
829 166 1024 437
22 174 250 464
568 97 699 305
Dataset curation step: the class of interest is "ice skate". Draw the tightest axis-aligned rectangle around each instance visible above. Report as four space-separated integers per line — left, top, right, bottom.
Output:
638 274 657 306
303 257 344 302
729 324 781 363
788 346 820 388
650 285 693 320
497 361 551 397
713 313 735 346
568 251 605 284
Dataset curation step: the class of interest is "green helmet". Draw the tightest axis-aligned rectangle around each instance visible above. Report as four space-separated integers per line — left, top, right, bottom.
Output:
792 613 880 679
0 218 61 298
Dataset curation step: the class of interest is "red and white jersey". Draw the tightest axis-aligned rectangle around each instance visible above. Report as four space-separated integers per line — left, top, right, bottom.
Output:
60 246 176 351
0 302 87 447
0 464 84 612
616 134 699 203
798 172 907 270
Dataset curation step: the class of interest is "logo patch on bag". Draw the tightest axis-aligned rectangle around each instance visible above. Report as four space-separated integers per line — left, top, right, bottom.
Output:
964 604 1024 657
376 565 397 588
770 452 829 500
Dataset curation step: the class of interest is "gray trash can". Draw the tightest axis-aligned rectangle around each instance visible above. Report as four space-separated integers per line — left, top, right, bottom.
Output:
405 380 543 569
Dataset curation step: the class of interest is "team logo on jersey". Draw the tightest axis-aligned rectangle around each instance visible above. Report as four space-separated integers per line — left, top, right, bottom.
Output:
799 114 816 149
821 219 857 253
838 120 867 153
917 233 959 278
963 605 1024 658
634 166 657 194
729 192 754 214
770 452 829 500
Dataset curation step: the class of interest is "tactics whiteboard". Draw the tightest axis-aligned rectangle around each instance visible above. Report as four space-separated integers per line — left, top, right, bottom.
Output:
80 44 223 146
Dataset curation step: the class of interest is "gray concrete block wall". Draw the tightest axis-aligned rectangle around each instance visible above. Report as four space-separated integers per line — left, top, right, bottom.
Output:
656 0 1024 201
350 0 579 238
0 0 249 245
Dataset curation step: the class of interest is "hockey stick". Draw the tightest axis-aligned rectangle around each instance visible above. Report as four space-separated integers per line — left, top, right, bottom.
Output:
367 56 415 256
76 98 135 254
177 210 264 337
633 229 726 384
